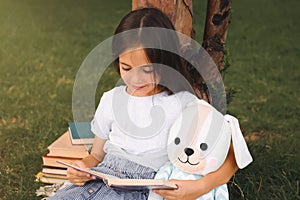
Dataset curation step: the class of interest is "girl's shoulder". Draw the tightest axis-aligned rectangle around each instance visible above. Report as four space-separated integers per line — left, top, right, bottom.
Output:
156 90 199 110
101 85 126 98
97 86 126 108
173 90 198 102
172 91 213 110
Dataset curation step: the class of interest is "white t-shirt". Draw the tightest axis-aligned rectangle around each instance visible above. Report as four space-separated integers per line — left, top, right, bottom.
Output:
91 86 197 170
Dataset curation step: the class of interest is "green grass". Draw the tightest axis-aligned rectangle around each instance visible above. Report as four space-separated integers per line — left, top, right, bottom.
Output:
0 0 299 199
224 0 300 199
0 1 130 199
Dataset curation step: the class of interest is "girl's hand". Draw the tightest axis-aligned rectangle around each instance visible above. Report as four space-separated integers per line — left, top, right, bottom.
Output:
152 179 209 200
66 160 96 186
67 136 106 186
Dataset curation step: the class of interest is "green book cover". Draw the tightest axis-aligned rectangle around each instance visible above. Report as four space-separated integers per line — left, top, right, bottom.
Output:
68 122 94 145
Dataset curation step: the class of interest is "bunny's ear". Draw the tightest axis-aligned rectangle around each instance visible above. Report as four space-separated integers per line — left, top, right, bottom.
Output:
224 115 253 169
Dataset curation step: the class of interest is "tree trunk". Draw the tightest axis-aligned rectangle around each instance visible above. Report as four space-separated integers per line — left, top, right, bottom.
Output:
202 0 232 73
132 0 193 38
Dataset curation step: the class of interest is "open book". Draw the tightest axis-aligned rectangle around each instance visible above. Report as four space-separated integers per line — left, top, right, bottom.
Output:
57 161 177 190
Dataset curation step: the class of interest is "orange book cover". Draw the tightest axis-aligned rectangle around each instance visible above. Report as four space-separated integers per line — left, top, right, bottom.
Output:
47 132 92 158
42 153 82 168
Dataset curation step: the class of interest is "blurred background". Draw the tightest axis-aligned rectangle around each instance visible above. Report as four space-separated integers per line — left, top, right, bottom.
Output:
0 0 299 199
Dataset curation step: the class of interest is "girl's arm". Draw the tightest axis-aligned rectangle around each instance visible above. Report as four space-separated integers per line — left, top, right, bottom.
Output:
66 136 107 186
153 144 238 200
85 136 107 165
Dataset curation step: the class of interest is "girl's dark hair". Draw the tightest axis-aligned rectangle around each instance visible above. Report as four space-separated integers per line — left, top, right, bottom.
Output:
112 7 193 94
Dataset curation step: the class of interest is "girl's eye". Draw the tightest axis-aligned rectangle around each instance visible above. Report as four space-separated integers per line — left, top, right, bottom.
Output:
143 69 153 74
142 65 154 74
121 67 131 71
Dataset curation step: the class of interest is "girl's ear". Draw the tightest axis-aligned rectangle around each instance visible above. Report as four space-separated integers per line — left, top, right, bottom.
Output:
224 115 253 169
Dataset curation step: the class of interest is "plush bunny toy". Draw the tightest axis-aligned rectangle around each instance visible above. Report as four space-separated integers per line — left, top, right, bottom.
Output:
148 100 253 200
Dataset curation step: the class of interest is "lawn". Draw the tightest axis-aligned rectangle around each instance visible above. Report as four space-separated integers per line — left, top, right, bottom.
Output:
0 0 299 199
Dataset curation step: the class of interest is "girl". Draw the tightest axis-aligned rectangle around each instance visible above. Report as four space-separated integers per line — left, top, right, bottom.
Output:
48 8 238 200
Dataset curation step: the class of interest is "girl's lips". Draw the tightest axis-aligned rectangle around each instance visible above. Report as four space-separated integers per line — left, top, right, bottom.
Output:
132 85 145 90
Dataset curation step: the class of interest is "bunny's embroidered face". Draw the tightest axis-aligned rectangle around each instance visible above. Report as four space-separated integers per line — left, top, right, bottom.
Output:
167 100 231 175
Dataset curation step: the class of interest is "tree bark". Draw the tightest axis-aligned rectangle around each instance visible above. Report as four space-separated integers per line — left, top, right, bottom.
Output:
202 0 232 73
132 0 193 38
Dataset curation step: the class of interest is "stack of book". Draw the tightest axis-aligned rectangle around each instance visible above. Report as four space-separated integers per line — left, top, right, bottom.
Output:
36 122 94 184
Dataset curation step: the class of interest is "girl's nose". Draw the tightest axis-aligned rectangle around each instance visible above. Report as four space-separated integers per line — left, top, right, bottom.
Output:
129 67 146 82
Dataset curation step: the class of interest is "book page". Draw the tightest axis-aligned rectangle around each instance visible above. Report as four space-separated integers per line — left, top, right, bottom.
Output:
57 160 177 190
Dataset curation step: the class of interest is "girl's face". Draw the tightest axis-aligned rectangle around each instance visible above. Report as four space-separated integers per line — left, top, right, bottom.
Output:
119 49 160 96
